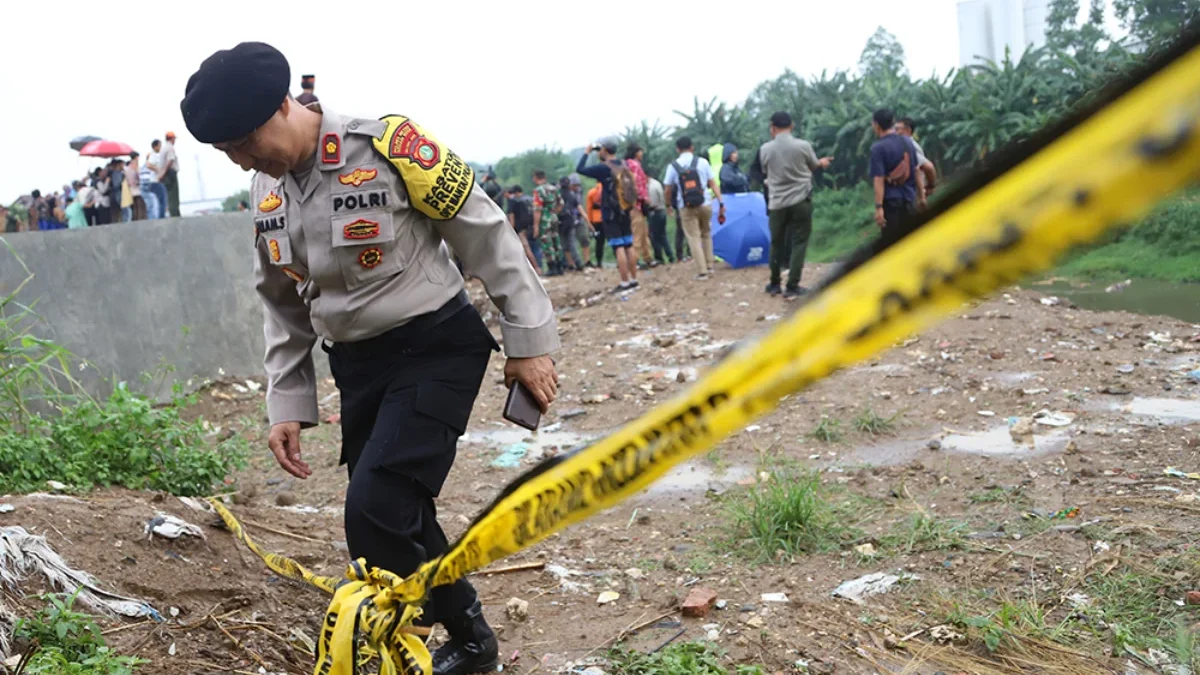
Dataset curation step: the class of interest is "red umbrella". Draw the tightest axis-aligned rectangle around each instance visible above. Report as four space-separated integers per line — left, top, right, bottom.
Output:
79 140 135 157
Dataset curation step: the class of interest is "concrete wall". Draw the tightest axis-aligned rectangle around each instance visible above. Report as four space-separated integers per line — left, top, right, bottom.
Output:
0 214 298 400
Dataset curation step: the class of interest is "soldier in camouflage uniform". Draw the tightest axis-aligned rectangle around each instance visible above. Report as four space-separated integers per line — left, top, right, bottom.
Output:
532 170 565 276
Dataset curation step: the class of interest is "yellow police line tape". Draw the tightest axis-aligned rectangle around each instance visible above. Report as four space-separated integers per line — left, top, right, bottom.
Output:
209 32 1200 675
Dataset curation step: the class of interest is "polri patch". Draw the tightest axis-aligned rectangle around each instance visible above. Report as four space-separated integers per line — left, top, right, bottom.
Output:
338 167 378 187
258 191 282 212
343 219 381 240
322 133 341 164
333 190 388 213
359 247 383 269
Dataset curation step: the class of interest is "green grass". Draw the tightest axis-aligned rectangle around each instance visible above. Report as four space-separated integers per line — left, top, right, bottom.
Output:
14 592 146 674
882 513 969 554
608 640 765 675
852 408 900 437
808 415 844 443
968 486 1027 505
946 598 1075 653
1 253 247 496
725 470 858 561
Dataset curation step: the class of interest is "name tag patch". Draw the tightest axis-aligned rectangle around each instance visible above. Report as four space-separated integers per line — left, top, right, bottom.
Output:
333 190 389 213
255 215 286 233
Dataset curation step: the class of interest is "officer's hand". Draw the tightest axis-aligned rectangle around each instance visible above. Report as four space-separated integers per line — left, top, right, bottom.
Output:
505 356 558 413
268 422 312 479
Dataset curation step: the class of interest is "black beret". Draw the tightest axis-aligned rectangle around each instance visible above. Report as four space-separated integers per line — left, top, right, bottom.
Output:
181 42 290 144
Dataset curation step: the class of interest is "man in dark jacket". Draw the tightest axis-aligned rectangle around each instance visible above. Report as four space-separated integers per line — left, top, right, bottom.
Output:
719 143 750 194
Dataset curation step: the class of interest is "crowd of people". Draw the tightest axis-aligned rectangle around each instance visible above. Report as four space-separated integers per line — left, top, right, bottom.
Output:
2 133 182 233
484 106 937 296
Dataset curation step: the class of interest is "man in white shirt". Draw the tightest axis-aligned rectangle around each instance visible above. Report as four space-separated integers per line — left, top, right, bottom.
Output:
896 117 937 196
663 136 725 279
145 140 168 219
159 131 181 217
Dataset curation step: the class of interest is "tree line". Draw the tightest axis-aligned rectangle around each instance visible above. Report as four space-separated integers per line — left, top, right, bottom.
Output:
481 0 1197 194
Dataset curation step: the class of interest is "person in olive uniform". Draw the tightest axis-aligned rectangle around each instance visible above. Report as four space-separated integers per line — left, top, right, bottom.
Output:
180 42 559 675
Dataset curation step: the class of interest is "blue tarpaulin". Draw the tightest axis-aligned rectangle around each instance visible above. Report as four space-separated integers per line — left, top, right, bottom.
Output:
711 192 770 268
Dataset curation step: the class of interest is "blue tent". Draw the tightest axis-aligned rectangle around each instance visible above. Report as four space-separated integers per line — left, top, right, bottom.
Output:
711 192 770 268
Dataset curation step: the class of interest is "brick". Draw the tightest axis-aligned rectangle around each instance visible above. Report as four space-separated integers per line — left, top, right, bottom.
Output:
681 587 719 618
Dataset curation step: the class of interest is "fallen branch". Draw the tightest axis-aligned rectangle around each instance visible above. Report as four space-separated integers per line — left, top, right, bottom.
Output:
474 560 546 576
240 518 328 545
212 615 269 670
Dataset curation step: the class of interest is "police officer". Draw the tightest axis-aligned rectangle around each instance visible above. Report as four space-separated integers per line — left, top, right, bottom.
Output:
180 42 560 675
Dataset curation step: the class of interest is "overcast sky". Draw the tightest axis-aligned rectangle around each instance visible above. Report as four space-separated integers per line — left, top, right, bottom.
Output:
1 0 997 207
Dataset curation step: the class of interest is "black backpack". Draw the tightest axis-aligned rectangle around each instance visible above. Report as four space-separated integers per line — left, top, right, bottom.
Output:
671 156 706 207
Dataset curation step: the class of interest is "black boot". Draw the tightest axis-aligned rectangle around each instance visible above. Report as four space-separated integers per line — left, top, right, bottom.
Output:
432 601 499 675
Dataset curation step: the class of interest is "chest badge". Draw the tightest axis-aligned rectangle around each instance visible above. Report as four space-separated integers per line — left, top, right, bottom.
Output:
343 219 381 240
359 248 383 269
322 133 341 164
268 239 282 262
338 168 378 187
258 191 282 212
282 267 304 283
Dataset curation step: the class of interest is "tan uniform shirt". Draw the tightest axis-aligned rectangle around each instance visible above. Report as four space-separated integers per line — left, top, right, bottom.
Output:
252 105 558 427
758 133 821 210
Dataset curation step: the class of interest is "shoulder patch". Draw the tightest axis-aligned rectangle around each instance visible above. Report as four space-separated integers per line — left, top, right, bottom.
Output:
371 115 475 221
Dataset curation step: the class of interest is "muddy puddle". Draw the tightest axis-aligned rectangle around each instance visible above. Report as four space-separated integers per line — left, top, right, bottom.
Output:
462 425 593 468
1118 397 1200 423
1036 278 1200 323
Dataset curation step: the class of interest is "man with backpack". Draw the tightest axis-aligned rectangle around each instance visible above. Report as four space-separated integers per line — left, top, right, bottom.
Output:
532 170 566 276
577 138 639 292
869 108 926 230
663 136 725 280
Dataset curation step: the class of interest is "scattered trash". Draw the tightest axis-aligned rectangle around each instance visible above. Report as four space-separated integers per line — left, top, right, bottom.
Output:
1165 467 1200 480
545 565 588 594
0 505 12 514
169 606 180 618
46 480 67 492
491 443 529 468
146 514 205 541
1105 279 1132 293
978 410 996 417
506 597 529 622
1188 369 1200 383
1022 387 1050 395
582 394 610 404
682 587 719 617
1040 297 1061 306
0 526 161 631
761 592 790 603
1033 410 1074 427
1093 541 1111 553
715 599 728 610
168 642 176 656
596 591 620 605
1116 364 1136 374
832 572 919 605
560 408 587 420
929 624 965 644
853 543 878 557
1067 593 1092 609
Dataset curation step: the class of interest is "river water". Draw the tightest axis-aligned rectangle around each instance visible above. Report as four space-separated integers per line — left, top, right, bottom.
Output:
1034 278 1200 323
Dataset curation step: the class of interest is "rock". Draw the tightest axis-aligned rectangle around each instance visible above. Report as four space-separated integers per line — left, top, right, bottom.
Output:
927 439 942 451
988 351 1005 360
809 662 835 675
266 477 285 486
560 408 587 420
583 394 610 404
676 371 687 383
739 604 757 613
1186 591 1200 606
745 615 765 629
715 600 728 610
681 587 719 618
506 597 529 622
233 485 257 505
275 492 298 507
597 591 620 605
653 336 677 348
624 568 645 580
0 504 13 514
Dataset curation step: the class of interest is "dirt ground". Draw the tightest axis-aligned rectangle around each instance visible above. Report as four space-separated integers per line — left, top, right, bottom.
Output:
3 261 1200 675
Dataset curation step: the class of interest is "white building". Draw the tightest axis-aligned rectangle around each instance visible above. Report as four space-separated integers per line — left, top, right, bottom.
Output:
957 0 1049 67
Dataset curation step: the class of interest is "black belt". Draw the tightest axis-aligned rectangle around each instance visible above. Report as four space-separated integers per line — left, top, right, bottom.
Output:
322 290 470 360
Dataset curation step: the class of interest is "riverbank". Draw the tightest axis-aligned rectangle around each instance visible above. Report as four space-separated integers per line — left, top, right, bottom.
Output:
805 186 1200 283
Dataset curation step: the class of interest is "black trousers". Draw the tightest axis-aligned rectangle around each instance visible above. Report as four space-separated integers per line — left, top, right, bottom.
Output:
674 213 690 260
325 292 497 624
883 198 914 230
648 209 672 262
